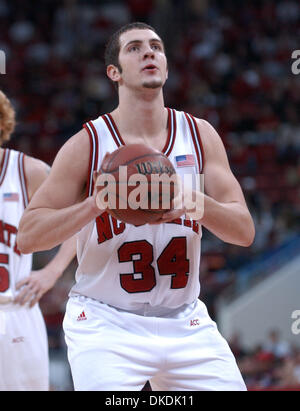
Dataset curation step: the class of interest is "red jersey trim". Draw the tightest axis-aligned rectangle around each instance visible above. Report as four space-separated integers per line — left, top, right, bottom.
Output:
0 149 10 187
102 109 176 157
18 152 29 208
184 113 204 173
105 114 125 146
83 121 99 197
190 114 205 171
163 108 177 157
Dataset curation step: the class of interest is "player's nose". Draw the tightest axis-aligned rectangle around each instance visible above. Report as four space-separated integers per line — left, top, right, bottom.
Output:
143 45 155 59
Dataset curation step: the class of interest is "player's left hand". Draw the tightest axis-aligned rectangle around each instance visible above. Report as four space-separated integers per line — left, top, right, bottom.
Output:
149 207 186 225
149 186 204 225
149 182 187 224
14 268 59 308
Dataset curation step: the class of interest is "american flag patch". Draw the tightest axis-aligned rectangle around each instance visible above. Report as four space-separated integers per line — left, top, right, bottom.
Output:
175 154 196 167
3 193 19 202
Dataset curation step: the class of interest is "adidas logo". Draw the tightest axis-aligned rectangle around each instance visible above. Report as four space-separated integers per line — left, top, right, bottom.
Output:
77 311 87 321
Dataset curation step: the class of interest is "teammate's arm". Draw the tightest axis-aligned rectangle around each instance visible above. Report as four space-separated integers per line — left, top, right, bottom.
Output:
14 155 77 306
23 155 51 201
17 129 105 254
14 235 77 307
157 119 255 247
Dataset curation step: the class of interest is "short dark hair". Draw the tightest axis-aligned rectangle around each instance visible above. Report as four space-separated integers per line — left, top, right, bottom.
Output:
104 22 161 72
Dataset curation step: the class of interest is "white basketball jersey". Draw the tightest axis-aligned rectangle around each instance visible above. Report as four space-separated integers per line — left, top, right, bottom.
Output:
71 109 205 311
0 149 32 309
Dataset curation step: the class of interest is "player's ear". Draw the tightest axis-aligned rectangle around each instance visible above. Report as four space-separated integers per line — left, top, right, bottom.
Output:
107 64 121 84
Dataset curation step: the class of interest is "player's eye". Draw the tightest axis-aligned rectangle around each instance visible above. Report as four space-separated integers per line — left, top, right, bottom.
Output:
152 44 162 51
129 45 139 52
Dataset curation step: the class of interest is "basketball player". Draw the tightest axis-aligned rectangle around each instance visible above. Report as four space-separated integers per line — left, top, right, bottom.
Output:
0 90 76 391
17 23 255 391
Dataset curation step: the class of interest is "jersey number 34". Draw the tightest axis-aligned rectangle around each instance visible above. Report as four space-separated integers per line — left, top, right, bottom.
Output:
118 237 189 293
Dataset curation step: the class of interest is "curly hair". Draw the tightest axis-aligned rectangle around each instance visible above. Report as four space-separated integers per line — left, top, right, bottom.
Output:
0 90 16 146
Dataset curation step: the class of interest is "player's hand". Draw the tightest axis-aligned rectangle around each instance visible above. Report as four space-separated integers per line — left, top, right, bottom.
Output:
92 152 111 212
14 268 59 308
0 295 13 304
149 185 204 225
149 178 186 224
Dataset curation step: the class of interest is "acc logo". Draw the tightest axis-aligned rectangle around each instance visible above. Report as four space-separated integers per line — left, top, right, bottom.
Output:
190 318 200 326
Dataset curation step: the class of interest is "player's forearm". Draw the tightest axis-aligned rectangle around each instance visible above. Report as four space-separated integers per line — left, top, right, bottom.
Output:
42 235 77 281
17 197 101 253
196 194 255 247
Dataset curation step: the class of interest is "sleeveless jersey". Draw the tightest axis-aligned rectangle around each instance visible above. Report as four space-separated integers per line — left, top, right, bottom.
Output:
70 109 205 311
0 149 32 310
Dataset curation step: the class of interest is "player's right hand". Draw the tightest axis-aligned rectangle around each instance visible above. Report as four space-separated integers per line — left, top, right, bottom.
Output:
91 151 111 211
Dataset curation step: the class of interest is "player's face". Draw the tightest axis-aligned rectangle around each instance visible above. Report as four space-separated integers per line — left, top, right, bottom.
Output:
115 29 168 90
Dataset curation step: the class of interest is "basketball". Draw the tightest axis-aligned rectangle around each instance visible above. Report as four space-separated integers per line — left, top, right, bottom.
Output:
98 143 177 226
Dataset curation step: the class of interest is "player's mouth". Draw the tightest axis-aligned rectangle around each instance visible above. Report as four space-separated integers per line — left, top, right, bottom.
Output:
142 64 158 72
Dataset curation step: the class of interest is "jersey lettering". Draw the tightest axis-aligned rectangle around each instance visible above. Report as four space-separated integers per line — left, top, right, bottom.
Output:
96 212 127 243
0 253 9 292
118 237 189 293
96 214 199 244
112 218 126 236
96 212 113 243
0 220 20 255
157 237 189 289
118 240 156 293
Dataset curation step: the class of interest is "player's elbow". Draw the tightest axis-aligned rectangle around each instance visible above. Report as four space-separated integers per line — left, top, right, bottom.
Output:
239 217 255 247
16 231 33 254
17 218 37 254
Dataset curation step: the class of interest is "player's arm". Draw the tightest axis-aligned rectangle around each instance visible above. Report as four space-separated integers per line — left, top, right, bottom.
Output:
24 155 51 201
17 129 105 254
158 120 255 247
192 119 255 246
13 155 77 306
14 235 77 307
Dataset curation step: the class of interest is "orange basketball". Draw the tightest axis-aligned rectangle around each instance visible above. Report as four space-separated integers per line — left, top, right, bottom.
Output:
99 143 177 226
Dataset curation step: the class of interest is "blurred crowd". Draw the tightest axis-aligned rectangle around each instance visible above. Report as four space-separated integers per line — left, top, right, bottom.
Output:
0 0 299 390
229 329 300 390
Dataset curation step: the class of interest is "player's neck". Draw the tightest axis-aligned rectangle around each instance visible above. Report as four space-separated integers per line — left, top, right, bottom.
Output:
112 89 167 139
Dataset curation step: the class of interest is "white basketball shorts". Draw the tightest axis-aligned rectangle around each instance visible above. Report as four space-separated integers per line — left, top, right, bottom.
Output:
0 304 49 391
63 296 246 391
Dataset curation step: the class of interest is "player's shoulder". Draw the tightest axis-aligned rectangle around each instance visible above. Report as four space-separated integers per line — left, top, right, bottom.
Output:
60 127 90 152
24 154 50 178
24 155 51 200
6 149 49 178
174 109 215 134
192 117 224 148
186 116 228 169
48 127 92 190
191 116 215 134
172 108 222 150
